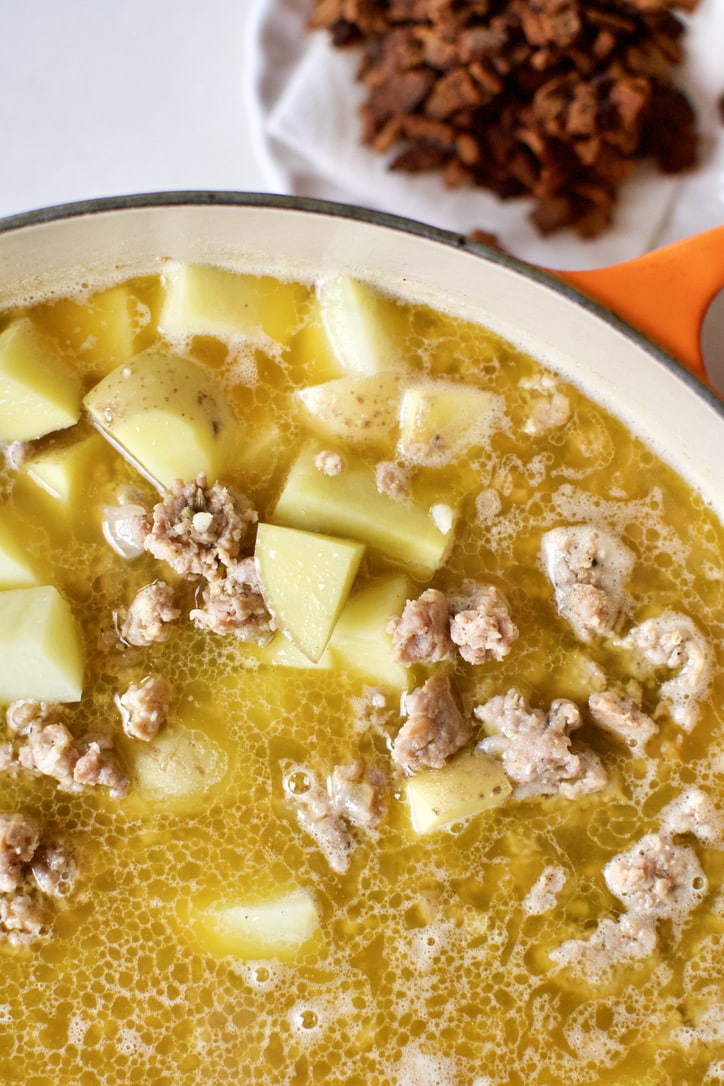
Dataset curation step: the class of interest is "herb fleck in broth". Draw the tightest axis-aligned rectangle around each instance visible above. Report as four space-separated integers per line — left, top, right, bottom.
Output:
0 266 722 1086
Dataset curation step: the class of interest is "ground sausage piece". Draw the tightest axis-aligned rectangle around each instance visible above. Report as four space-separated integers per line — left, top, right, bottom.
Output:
72 735 130 799
393 675 470 773
144 474 257 580
328 761 387 830
0 893 47 940
588 689 657 752
604 831 707 921
541 524 635 642
375 460 409 500
6 699 62 736
550 913 658 976
620 611 712 731
116 675 173 741
0 814 77 944
31 843 78 898
18 722 80 788
475 689 607 799
190 557 276 643
283 760 386 873
314 450 345 476
121 580 181 647
18 722 129 798
449 581 518 665
0 812 41 893
388 588 455 665
522 865 567 916
520 375 571 435
660 787 723 846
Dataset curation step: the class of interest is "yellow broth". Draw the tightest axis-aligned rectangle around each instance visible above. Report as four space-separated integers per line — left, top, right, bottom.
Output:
0 269 722 1086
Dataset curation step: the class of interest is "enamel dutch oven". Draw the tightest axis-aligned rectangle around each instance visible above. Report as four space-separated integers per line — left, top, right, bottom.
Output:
0 192 721 520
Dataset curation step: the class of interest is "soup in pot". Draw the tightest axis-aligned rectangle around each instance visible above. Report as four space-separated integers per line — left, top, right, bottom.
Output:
0 264 722 1085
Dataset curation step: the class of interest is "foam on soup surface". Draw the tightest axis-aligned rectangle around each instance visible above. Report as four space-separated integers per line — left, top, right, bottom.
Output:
0 266 722 1086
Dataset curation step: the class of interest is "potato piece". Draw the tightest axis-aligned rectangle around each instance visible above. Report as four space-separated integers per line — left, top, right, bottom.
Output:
272 444 454 577
317 276 402 374
255 634 333 671
0 319 81 442
159 262 306 346
327 574 411 691
405 751 511 834
83 350 236 488
398 383 501 465
0 518 37 589
286 297 347 384
39 284 141 375
0 585 83 702
128 724 229 813
24 433 104 506
296 370 405 447
187 886 320 961
255 523 364 663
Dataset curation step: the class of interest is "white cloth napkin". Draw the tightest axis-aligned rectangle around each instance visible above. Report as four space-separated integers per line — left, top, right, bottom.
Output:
244 0 724 271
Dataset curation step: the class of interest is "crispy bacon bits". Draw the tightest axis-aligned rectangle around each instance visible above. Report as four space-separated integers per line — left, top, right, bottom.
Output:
309 0 700 237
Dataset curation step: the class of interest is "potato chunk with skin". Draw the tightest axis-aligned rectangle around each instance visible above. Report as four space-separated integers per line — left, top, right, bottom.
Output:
405 751 511 834
186 887 320 962
397 383 501 465
272 444 454 577
255 523 364 663
0 586 83 703
296 370 405 447
127 724 229 814
83 351 236 488
158 262 306 346
317 276 402 374
0 319 81 442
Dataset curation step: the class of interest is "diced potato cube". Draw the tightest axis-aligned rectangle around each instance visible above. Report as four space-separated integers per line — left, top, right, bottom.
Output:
272 444 454 577
128 724 229 814
159 262 306 346
397 383 501 464
84 350 236 488
39 284 141 375
255 523 364 663
0 585 83 702
255 634 333 671
24 433 104 506
296 370 405 447
0 518 37 589
286 297 347 385
327 574 411 691
188 887 320 961
0 319 81 442
405 751 511 834
317 276 403 374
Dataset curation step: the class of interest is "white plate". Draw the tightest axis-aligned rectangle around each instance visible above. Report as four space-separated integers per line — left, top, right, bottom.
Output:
243 0 724 270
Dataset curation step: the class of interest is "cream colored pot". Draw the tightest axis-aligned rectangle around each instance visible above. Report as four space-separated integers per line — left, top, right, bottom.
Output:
0 192 722 517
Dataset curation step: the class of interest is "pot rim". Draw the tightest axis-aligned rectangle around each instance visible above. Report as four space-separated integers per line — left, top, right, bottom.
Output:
1 189 722 424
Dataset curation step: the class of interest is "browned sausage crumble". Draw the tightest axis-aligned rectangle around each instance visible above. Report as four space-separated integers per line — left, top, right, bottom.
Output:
308 0 700 237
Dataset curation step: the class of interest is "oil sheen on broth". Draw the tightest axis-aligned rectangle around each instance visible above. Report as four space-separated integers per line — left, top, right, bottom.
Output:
0 265 722 1086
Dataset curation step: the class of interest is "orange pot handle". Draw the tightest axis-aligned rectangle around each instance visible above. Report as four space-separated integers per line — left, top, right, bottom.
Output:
554 225 724 384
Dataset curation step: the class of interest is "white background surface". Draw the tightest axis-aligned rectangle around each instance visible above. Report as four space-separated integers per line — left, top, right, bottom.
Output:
0 1 270 220
0 0 721 268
